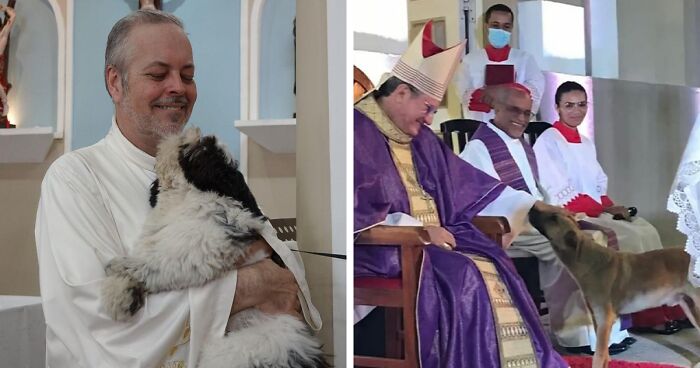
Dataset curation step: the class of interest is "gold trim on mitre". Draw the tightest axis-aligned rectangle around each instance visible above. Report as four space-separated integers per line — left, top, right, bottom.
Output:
391 20 466 101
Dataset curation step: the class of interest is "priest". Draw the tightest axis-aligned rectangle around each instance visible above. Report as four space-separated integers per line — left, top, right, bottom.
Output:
459 83 633 355
354 20 568 368
456 3 544 123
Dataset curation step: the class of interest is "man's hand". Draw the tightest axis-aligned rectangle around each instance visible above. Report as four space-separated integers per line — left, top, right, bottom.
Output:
234 238 274 267
232 258 301 318
605 205 631 221
422 226 456 250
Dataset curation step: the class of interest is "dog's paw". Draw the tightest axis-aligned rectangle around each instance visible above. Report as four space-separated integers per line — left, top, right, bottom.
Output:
101 274 147 321
105 256 141 278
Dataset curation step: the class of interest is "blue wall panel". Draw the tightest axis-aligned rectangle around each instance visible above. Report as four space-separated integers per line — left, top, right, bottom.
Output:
259 0 295 119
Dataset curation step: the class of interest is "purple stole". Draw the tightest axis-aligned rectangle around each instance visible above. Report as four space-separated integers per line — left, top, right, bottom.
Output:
471 123 540 194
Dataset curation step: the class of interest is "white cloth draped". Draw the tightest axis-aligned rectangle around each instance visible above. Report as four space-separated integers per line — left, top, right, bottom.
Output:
36 120 320 368
533 128 606 206
668 114 700 286
456 48 545 122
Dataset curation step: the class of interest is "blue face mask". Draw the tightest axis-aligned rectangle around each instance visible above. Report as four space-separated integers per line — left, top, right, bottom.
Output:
488 28 511 48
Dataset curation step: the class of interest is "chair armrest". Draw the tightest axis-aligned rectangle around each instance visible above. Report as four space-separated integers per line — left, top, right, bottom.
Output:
472 216 510 244
354 226 429 248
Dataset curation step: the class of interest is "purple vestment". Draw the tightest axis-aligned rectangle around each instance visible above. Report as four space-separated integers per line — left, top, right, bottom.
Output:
471 123 540 194
354 108 567 367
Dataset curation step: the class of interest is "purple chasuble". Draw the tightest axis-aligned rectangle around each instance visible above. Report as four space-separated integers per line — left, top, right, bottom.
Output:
354 108 567 368
471 123 540 193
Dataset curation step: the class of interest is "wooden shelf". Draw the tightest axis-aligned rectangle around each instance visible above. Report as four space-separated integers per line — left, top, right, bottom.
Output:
235 119 296 153
0 127 54 163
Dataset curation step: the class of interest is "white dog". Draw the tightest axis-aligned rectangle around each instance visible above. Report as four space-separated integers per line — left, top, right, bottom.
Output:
100 127 327 368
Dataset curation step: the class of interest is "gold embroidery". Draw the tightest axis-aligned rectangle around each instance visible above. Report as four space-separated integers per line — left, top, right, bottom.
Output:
356 95 440 226
468 255 538 368
161 362 186 368
159 319 190 368
355 95 412 144
388 140 440 226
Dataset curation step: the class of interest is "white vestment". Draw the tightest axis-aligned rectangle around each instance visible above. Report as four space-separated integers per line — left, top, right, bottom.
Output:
460 122 629 348
456 48 545 122
534 127 663 254
668 114 700 286
36 121 321 368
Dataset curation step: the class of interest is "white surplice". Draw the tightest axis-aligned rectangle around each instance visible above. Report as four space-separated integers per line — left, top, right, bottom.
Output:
534 127 663 254
668 114 700 286
35 120 321 368
456 48 545 122
459 122 629 349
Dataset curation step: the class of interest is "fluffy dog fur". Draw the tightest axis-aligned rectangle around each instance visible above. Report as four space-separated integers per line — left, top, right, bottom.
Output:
100 127 327 368
529 207 700 368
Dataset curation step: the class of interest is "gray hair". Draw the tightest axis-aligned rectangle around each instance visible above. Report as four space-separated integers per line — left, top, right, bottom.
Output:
493 85 530 105
104 9 185 96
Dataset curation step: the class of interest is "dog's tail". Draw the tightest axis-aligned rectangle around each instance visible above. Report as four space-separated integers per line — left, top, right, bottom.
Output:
198 311 329 368
100 274 147 322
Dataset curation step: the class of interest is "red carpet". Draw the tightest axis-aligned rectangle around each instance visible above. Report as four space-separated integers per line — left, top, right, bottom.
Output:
563 355 686 368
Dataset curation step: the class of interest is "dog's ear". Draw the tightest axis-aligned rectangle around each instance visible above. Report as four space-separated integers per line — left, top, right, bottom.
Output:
178 135 266 219
563 230 580 248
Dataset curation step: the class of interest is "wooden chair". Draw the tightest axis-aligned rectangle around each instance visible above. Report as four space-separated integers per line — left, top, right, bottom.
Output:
439 119 483 153
354 66 375 103
439 119 552 315
523 121 551 145
354 216 510 368
439 119 552 153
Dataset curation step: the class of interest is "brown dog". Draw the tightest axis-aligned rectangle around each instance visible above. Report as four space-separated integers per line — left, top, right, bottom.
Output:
528 207 700 368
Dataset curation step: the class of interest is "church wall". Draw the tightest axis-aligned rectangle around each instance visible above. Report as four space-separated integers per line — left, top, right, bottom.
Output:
0 0 62 296
0 140 63 296
247 0 296 219
617 0 686 87
591 77 698 248
297 0 347 364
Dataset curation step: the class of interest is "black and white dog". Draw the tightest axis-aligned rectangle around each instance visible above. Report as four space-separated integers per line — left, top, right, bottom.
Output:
100 127 327 368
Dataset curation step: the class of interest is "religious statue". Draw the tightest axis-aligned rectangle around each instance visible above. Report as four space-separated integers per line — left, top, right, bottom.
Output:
0 2 15 128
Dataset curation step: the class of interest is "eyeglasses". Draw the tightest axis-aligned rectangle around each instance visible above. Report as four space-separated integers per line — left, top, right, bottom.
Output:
561 101 588 110
424 102 438 116
504 104 535 120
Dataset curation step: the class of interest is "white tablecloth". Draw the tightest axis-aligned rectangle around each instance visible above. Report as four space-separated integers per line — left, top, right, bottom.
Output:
0 295 45 368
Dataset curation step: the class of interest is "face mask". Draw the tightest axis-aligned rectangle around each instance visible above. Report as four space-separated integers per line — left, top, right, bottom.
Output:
488 28 511 48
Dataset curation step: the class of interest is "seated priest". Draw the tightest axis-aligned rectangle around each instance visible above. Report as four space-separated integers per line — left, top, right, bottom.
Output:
533 81 687 334
458 83 634 355
354 20 569 368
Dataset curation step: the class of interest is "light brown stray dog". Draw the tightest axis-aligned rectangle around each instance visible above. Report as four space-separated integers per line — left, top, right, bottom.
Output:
528 207 700 368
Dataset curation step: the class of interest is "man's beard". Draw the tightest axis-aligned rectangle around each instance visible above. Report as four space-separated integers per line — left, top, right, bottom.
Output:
122 93 190 139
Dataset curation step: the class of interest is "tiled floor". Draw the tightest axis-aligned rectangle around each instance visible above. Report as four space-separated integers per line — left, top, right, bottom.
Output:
540 312 700 367
553 327 700 367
